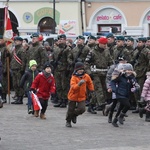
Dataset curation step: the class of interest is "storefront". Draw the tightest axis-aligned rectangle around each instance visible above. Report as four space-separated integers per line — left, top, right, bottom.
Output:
85 1 150 37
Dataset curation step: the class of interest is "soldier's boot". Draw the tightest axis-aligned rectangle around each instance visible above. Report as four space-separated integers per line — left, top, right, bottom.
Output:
2 93 7 103
34 110 39 117
108 112 113 123
51 93 58 104
145 111 150 122
87 104 97 114
13 96 23 104
104 103 112 116
53 99 63 107
0 98 3 108
11 96 19 104
40 113 46 119
112 117 119 127
60 99 67 108
118 112 125 124
139 108 146 118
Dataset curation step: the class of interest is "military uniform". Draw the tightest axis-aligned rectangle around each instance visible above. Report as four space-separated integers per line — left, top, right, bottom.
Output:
26 33 48 71
132 37 150 112
10 37 26 104
85 37 113 112
53 34 72 108
113 36 131 63
0 35 10 103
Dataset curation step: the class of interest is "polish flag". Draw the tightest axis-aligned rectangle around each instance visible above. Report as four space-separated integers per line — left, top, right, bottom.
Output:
3 6 14 45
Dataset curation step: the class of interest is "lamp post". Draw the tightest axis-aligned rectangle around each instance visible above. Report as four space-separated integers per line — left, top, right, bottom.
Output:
53 0 55 34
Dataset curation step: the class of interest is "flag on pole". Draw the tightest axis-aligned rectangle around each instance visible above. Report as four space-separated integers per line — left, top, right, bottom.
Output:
3 6 14 45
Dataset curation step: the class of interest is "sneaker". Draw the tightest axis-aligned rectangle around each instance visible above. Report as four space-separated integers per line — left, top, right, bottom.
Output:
66 121 72 127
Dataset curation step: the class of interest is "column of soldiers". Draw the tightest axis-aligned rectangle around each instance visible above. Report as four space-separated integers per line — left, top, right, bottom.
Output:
0 32 150 116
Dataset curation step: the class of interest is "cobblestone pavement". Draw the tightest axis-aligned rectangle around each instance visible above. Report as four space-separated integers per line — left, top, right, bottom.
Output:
0 92 150 150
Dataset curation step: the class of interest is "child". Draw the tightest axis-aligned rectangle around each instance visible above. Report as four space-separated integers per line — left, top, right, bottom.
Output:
139 72 150 122
111 63 139 127
20 60 39 114
30 62 55 119
66 62 94 127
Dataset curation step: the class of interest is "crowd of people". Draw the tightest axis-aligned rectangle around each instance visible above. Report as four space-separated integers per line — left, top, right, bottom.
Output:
0 32 150 128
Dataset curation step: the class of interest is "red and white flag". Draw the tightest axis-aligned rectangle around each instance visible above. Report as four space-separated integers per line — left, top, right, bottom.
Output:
3 6 14 45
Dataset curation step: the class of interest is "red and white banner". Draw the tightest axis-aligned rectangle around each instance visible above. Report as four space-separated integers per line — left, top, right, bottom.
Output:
3 6 14 44
31 92 42 111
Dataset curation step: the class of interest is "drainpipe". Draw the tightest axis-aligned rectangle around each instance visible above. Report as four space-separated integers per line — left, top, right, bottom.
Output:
81 0 86 34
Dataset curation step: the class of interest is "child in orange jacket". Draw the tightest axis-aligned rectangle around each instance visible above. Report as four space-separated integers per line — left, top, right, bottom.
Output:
66 62 94 127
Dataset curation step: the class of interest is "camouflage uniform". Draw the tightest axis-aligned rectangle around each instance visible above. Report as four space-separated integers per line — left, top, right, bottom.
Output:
85 44 113 109
26 42 48 71
10 39 26 104
53 44 72 107
0 40 10 102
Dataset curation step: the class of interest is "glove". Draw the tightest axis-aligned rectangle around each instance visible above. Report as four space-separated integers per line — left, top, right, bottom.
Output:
131 87 136 92
30 89 36 94
78 79 85 86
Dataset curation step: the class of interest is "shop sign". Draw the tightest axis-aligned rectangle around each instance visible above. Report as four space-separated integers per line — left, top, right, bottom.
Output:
58 20 76 35
34 7 60 25
95 8 124 23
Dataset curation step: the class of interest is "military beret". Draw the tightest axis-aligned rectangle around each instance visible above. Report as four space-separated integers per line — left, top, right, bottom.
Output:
14 36 23 41
106 33 114 38
58 34 66 39
30 33 39 38
116 36 125 41
0 35 3 39
127 37 134 42
98 37 108 44
88 35 96 40
137 37 147 42
147 37 150 40
76 35 85 40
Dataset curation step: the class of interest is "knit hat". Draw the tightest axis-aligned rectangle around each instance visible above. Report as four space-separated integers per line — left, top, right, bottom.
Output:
117 63 133 71
29 60 37 68
74 62 84 71
98 37 108 44
43 62 53 70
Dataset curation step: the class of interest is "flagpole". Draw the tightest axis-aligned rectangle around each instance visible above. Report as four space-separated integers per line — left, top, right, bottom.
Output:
4 0 11 104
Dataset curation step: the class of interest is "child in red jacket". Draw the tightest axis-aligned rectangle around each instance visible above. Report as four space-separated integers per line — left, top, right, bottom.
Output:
31 62 56 119
66 62 94 127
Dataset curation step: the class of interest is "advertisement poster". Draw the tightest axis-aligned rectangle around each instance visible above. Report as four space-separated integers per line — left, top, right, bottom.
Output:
58 20 76 35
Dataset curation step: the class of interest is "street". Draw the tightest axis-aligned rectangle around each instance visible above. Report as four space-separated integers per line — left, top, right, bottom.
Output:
0 93 150 150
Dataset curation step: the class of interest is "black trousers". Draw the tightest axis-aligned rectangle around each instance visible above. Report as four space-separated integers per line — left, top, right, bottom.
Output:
115 98 130 118
39 98 48 114
66 100 86 122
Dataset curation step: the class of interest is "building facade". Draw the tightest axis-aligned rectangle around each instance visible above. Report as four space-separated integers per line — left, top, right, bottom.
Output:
0 0 150 37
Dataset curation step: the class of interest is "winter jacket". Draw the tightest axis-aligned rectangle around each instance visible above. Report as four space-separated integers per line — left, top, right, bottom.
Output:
111 73 137 99
141 78 150 101
31 72 56 100
68 73 94 102
20 69 39 92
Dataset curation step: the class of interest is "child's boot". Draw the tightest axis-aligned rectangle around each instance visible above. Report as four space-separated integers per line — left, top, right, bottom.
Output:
40 113 46 119
145 111 150 122
118 112 125 124
34 110 39 117
112 117 119 127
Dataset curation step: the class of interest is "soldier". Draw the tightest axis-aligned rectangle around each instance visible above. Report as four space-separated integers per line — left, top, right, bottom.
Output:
132 37 150 113
113 36 131 64
87 35 96 49
69 35 90 67
53 34 72 108
126 37 135 55
106 33 116 58
85 37 113 114
146 37 150 50
11 37 26 104
0 35 10 103
26 33 48 72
